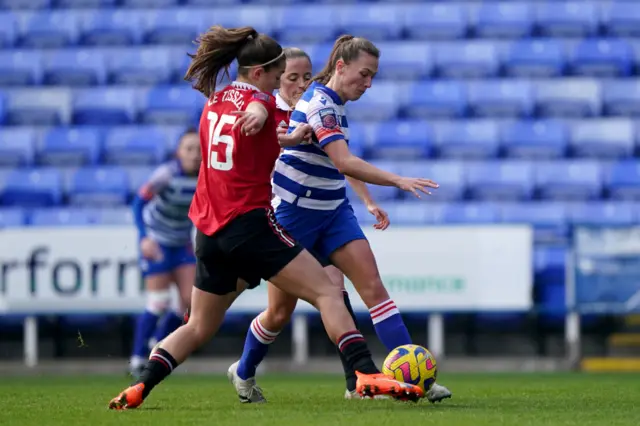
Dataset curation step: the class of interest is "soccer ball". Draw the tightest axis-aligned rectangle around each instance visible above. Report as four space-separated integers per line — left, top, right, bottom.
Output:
382 344 437 393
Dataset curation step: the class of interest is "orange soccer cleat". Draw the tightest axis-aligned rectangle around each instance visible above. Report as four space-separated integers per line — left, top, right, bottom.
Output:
355 371 424 402
108 383 146 410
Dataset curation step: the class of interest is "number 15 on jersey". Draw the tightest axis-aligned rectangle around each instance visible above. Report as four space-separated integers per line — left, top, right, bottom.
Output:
207 111 237 171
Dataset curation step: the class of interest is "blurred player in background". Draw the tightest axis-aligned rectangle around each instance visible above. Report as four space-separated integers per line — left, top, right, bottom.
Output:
129 129 199 379
109 26 424 410
230 35 452 403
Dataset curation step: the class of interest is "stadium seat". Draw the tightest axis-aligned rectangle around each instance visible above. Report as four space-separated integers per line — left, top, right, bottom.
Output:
79 9 143 46
17 11 80 48
570 39 634 77
438 203 500 224
433 120 500 159
501 120 568 159
367 120 432 160
67 167 129 206
5 88 72 125
338 5 402 41
402 3 467 40
345 82 399 121
434 41 499 78
0 12 18 48
278 6 338 44
605 161 640 200
466 161 535 201
43 49 107 86
72 87 137 125
535 161 602 201
473 2 533 39
0 50 43 86
37 127 102 167
106 47 173 85
140 86 204 125
30 207 132 226
0 128 36 167
57 0 118 8
160 125 192 152
602 80 640 116
375 42 433 80
141 9 203 45
125 166 154 197
0 208 25 228
1 0 50 7
104 126 167 165
122 0 179 8
535 1 598 37
568 202 637 225
602 1 640 37
397 161 466 201
197 7 275 38
569 119 634 158
535 247 566 327
384 201 433 225
0 168 62 207
362 160 401 201
467 80 533 118
404 80 466 119
503 39 565 78
534 79 601 117
500 202 569 245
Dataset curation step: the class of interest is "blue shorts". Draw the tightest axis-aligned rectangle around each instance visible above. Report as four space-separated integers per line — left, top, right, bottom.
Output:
274 200 366 262
139 243 196 278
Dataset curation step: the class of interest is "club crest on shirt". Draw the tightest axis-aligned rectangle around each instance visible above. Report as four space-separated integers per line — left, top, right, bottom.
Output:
319 108 338 129
252 92 272 103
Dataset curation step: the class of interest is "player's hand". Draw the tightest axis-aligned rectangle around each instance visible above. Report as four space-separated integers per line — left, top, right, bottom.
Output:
231 111 263 136
140 237 162 261
367 203 390 231
290 123 312 144
395 177 439 199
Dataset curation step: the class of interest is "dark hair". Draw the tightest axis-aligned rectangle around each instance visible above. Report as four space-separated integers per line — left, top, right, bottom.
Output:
309 35 379 87
283 47 310 62
184 25 284 98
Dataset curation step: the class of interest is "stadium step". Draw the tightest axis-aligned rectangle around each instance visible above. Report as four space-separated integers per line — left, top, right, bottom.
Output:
581 357 640 372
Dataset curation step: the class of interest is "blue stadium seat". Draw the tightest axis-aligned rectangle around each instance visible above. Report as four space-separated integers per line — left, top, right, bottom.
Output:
501 120 568 159
535 161 602 201
569 202 637 226
602 1 640 37
141 86 204 125
0 128 36 167
72 87 137 125
535 1 598 37
434 41 499 78
467 80 533 118
6 88 72 125
0 50 42 86
602 80 640 116
439 203 500 224
503 39 565 78
2 0 51 7
466 161 534 201
105 126 167 165
79 9 143 46
0 208 25 228
37 127 102 167
474 2 533 38
43 49 107 86
534 79 601 117
278 6 338 43
569 119 634 158
433 120 500 159
570 39 634 77
126 166 154 196
384 201 432 225
535 247 566 327
0 12 18 48
402 3 467 40
141 9 202 45
107 47 172 85
30 208 100 226
397 161 466 201
0 168 62 207
57 0 118 8
404 80 467 119
500 202 568 245
0 92 4 124
17 11 80 48
338 5 402 41
367 120 432 160
197 8 275 38
606 161 640 200
98 207 133 225
375 42 432 80
122 0 179 8
361 160 401 201
67 167 129 207
161 125 192 152
345 82 399 121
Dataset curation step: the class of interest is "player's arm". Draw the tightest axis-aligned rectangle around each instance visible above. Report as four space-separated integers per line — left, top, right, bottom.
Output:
346 176 374 205
278 123 312 147
132 166 171 238
232 92 275 136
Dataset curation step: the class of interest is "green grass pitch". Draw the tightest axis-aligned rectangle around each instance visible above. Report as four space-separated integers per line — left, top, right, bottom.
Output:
1 373 639 426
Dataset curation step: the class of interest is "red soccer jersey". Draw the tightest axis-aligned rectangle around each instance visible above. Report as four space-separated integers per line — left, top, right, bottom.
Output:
189 81 280 236
274 93 291 129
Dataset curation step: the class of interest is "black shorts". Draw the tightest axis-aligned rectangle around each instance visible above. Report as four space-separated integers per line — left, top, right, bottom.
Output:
194 208 304 296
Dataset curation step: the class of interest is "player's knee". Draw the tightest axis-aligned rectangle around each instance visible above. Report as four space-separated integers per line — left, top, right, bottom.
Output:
357 276 390 308
146 290 172 315
263 306 292 331
183 317 215 346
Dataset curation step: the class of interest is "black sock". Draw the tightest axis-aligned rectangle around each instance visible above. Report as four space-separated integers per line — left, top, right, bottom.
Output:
137 348 179 398
337 330 379 376
337 292 359 391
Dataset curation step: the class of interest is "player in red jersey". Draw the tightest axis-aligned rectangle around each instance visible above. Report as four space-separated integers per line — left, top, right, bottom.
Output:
108 26 424 410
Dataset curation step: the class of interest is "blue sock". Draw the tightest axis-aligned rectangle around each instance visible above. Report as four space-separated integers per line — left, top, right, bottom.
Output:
153 311 183 343
369 299 412 351
132 310 161 358
236 316 279 380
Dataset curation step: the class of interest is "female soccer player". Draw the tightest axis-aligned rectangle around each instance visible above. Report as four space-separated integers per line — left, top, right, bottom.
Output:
231 35 452 403
129 129 199 379
108 26 428 410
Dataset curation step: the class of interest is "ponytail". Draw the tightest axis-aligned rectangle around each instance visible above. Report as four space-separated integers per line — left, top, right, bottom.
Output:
309 35 354 86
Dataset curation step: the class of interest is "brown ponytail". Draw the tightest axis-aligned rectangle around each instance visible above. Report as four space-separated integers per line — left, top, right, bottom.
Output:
184 25 284 98
308 35 379 88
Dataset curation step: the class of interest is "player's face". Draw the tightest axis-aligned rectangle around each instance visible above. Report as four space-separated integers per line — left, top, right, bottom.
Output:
338 52 378 102
280 57 312 106
177 133 201 175
256 61 286 94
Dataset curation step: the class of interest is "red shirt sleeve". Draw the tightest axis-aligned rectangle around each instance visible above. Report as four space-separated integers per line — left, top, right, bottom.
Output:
249 91 276 115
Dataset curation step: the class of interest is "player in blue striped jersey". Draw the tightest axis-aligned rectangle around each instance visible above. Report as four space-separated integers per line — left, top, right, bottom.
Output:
231 36 452 403
129 129 200 378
